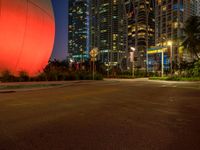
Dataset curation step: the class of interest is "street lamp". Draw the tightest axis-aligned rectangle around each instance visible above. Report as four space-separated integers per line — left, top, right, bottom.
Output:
69 58 74 71
80 48 84 70
130 47 136 78
105 61 110 77
80 48 83 70
167 40 173 76
161 49 164 77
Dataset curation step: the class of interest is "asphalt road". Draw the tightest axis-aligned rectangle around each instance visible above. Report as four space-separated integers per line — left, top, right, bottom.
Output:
0 79 200 150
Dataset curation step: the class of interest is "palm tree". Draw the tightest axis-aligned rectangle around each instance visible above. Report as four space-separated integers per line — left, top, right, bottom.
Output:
182 16 200 60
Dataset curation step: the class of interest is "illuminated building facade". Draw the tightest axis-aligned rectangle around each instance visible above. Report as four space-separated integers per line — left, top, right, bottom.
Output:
155 0 199 62
124 0 155 69
68 0 89 61
190 0 200 16
196 0 200 16
90 0 127 66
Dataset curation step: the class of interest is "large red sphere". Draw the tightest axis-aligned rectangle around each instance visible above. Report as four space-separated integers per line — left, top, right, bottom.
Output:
0 0 55 76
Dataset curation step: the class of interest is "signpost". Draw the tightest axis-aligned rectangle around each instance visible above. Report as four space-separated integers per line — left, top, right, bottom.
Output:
147 47 168 77
90 48 98 80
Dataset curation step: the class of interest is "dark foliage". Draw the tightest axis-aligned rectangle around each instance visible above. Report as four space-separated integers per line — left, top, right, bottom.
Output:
182 16 200 59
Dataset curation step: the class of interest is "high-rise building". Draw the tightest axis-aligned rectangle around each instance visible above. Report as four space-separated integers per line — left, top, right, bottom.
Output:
196 0 200 16
155 0 199 62
90 0 127 66
68 0 89 61
191 0 200 16
124 0 155 68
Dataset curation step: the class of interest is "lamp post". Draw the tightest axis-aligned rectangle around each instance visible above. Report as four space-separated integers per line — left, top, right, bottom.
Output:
161 49 164 77
80 48 83 70
167 40 173 76
105 61 110 78
130 47 136 78
69 58 74 71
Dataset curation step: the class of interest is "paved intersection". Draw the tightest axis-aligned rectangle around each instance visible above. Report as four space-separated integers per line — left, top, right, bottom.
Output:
0 79 200 150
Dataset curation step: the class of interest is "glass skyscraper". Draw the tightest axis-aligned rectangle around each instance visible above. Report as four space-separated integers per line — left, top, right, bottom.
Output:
124 0 155 69
68 0 89 61
155 0 200 62
90 0 127 67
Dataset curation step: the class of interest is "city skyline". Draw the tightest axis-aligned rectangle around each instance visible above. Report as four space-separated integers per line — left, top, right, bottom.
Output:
68 0 200 73
53 0 200 62
69 0 155 69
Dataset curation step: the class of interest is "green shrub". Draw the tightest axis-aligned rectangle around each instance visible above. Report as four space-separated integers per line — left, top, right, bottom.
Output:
94 73 103 80
192 60 200 77
34 73 48 81
57 72 67 81
147 72 160 77
1 70 16 82
46 71 58 81
149 76 200 81
69 72 76 80
135 70 147 77
18 71 29 82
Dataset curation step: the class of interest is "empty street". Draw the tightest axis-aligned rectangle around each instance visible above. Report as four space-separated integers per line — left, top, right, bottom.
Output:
0 79 200 150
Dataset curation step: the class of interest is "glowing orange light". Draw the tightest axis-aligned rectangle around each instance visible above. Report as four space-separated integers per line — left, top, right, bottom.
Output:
0 0 55 76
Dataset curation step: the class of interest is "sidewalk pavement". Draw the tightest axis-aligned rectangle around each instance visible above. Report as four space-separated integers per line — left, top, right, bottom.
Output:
0 81 82 92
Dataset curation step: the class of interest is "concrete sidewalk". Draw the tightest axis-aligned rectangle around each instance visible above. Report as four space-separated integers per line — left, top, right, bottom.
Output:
0 81 82 92
0 80 80 86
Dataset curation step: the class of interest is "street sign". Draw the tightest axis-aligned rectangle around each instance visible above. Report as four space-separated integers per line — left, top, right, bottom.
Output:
90 48 98 58
89 48 98 80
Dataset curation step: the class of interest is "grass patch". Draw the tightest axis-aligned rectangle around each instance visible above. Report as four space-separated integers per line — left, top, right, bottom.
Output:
149 76 200 81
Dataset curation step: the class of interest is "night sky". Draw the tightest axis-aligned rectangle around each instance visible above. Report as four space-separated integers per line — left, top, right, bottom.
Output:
51 0 68 61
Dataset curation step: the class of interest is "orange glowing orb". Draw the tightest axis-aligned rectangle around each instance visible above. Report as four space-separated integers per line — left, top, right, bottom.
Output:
0 0 55 76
